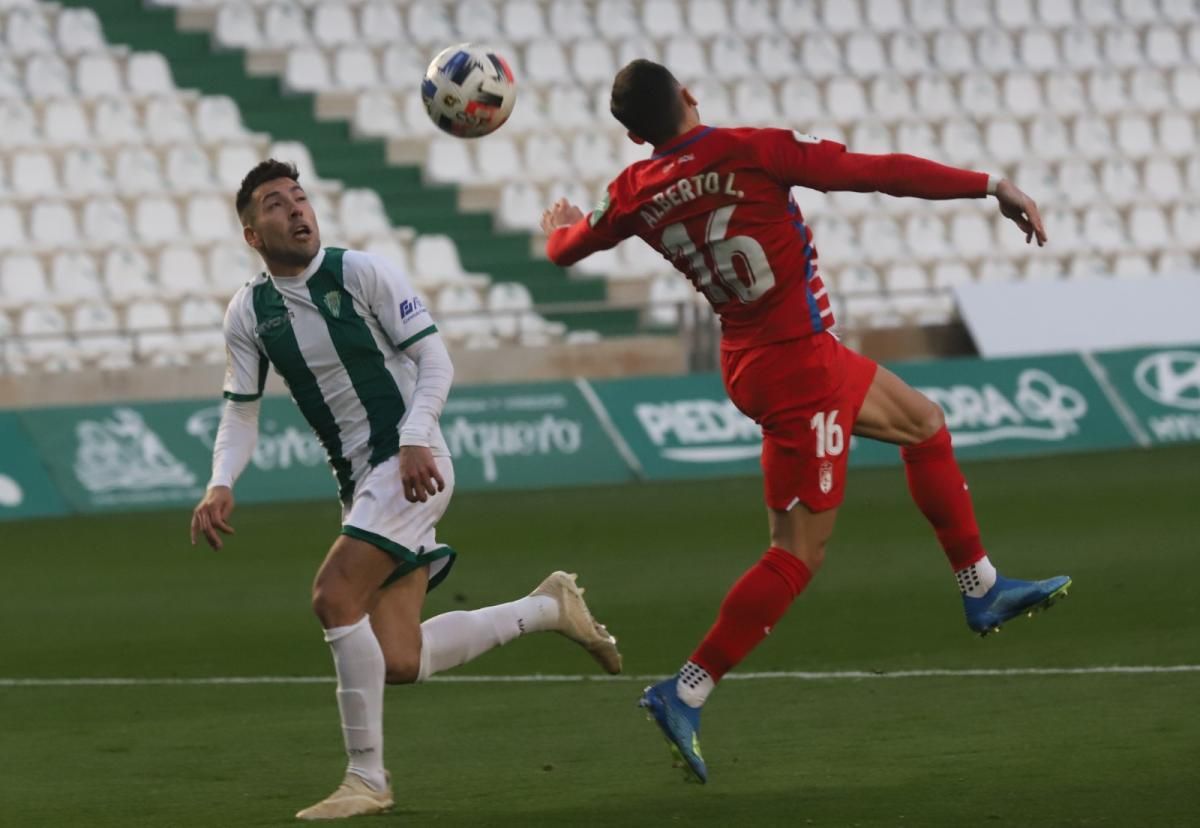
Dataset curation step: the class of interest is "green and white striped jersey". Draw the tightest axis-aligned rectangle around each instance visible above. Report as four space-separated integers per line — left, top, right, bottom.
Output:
222 247 447 501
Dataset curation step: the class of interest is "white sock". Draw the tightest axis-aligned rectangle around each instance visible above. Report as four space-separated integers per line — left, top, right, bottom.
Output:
324 616 387 791
955 556 998 598
417 595 558 681
676 660 715 709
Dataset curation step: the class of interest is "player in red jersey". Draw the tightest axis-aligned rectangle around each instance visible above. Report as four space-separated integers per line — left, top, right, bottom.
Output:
541 61 1072 783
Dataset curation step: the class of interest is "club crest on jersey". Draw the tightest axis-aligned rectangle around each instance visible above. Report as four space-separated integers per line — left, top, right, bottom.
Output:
323 290 342 317
819 461 834 494
400 296 426 321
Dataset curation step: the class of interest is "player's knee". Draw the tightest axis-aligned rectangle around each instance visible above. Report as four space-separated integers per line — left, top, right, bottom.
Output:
775 541 825 573
911 398 946 444
384 652 421 685
311 586 358 628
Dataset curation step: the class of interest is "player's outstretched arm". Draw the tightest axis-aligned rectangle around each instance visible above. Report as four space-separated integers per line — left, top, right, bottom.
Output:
993 178 1047 246
542 196 625 267
189 399 260 549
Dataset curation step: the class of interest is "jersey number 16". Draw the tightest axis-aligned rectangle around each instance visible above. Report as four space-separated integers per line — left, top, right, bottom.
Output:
659 204 778 306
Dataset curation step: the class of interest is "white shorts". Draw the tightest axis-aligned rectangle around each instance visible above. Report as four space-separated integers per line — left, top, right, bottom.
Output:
340 454 457 592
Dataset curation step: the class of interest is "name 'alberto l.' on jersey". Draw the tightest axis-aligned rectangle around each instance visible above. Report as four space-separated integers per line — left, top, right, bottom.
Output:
222 247 448 501
547 125 990 351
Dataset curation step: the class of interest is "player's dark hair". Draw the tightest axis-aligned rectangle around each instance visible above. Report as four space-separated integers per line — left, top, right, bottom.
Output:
235 158 301 222
610 60 685 146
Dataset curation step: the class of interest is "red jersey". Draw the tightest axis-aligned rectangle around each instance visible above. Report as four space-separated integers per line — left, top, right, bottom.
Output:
546 125 990 350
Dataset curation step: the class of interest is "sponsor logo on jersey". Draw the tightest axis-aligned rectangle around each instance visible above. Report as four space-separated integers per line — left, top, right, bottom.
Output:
918 369 1087 446
818 460 834 494
1133 351 1200 411
254 311 293 337
400 296 427 321
791 131 822 144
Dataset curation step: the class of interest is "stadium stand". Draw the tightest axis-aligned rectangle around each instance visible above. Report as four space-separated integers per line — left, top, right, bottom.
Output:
2 0 1198 375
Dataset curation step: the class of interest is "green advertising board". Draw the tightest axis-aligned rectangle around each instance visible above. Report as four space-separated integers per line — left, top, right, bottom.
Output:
439 381 631 490
588 352 1143 480
1 345 1196 521
1089 346 1200 446
0 412 69 519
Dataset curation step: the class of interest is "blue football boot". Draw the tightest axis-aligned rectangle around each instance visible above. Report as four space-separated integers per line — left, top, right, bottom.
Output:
638 677 707 783
965 574 1072 636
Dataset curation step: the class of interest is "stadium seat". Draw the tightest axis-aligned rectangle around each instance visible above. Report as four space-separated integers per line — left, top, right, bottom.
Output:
0 203 25 250
75 53 124 100
127 298 187 366
135 196 183 243
647 273 694 327
1022 257 1064 281
262 3 312 48
313 2 359 47
549 0 596 38
616 35 661 68
104 246 156 302
978 29 1016 71
145 96 195 146
56 7 106 56
94 97 143 145
49 251 102 302
663 36 708 82
354 90 404 138
1063 26 1102 69
82 198 133 245
0 99 38 148
31 202 79 248
1130 68 1172 114
455 0 501 41
43 99 90 147
776 0 819 34
334 48 379 90
127 52 175 97
960 74 1001 118
158 245 209 298
503 0 547 43
486 281 534 339
570 39 616 85
1157 251 1195 277
1019 28 1060 71
1159 112 1196 157
19 305 79 372
733 80 779 125
425 138 474 184
285 47 332 92
931 261 972 288
23 53 72 100
12 151 59 197
406 1 454 45
215 5 262 49
0 252 49 308
358 2 404 46
208 244 260 297
934 30 973 73
802 32 844 78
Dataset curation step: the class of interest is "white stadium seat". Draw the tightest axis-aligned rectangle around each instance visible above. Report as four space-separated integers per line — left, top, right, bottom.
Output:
313 2 360 47
263 3 312 48
550 0 597 38
285 48 333 92
0 100 40 148
127 52 175 96
215 4 262 49
43 99 90 147
75 53 124 99
145 96 195 146
51 251 103 301
334 47 380 89
504 0 547 43
571 39 616 85
6 9 55 58
209 244 260 296
94 97 144 145
24 54 72 100
31 202 79 248
135 196 183 243
56 8 106 56
407 1 454 46
187 195 233 242
359 2 404 46
498 182 543 231
1 253 49 308
413 234 472 284
455 0 501 41
158 245 209 298
82 199 133 245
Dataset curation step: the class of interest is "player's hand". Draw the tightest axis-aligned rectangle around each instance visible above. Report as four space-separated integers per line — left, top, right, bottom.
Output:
399 445 445 503
995 179 1047 247
540 198 585 235
190 486 235 550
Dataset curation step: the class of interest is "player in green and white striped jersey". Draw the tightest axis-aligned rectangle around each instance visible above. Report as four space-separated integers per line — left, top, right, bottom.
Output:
188 160 622 821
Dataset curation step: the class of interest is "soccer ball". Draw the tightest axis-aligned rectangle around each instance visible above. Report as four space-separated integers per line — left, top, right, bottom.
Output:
421 44 517 139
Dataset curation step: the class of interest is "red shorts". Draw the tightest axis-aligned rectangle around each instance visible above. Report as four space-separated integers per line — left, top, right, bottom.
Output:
721 331 878 513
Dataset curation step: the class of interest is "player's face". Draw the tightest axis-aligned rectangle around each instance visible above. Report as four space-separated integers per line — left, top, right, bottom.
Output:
244 178 321 267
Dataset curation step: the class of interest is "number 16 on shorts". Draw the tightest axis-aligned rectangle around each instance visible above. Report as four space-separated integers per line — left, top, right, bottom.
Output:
810 410 844 457
810 410 842 496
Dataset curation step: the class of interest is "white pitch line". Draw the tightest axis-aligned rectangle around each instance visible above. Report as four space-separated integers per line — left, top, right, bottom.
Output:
2 665 1199 688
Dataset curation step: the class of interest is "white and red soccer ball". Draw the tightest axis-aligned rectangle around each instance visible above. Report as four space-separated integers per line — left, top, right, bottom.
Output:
422 44 517 138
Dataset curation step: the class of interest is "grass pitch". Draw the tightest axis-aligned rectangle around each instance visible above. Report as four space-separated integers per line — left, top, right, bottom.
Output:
2 446 1198 826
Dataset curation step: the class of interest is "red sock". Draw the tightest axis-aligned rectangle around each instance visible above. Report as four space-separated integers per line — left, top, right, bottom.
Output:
901 426 987 570
690 547 813 681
